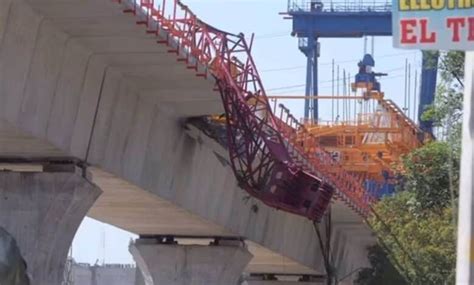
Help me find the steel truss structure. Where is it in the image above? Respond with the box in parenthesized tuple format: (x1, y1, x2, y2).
(271, 90, 425, 186)
(113, 0, 386, 220)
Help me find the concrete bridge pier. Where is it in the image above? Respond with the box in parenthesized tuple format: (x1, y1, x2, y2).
(0, 168, 102, 285)
(130, 237, 253, 285)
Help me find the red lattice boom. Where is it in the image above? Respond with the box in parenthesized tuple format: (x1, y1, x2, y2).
(114, 0, 378, 220)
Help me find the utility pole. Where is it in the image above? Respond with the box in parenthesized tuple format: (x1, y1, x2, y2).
(456, 51, 474, 284)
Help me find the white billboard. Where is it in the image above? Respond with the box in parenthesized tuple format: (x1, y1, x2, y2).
(392, 0, 474, 50)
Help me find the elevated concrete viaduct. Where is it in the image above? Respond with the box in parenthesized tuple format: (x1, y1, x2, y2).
(0, 0, 375, 283)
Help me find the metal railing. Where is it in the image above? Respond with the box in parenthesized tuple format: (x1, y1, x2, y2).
(276, 104, 377, 215)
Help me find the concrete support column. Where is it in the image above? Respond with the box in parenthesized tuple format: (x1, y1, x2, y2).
(130, 238, 253, 285)
(0, 170, 102, 285)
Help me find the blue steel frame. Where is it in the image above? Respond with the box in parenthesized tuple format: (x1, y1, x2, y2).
(287, 1, 437, 133)
(291, 11, 392, 38)
(299, 37, 319, 120)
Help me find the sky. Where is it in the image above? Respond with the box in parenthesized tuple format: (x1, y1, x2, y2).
(72, 0, 423, 265)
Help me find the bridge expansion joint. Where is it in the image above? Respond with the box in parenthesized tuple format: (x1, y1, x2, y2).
(138, 234, 246, 247)
(0, 156, 93, 181)
(246, 273, 326, 283)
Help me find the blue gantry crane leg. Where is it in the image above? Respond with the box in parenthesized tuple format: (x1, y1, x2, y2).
(286, 0, 438, 134)
(301, 36, 319, 120)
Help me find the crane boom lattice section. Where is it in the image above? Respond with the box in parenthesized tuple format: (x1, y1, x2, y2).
(112, 0, 411, 220)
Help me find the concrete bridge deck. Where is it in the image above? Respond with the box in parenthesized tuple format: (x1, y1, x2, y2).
(0, 0, 375, 282)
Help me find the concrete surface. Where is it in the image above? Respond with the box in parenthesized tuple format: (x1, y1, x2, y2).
(0, 0, 374, 279)
(130, 239, 253, 285)
(0, 171, 101, 285)
(242, 281, 325, 285)
(242, 275, 324, 285)
(0, 227, 29, 285)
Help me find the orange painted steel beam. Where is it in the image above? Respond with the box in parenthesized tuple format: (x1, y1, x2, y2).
(278, 90, 426, 184)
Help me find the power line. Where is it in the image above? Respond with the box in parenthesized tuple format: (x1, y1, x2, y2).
(260, 51, 418, 73)
(267, 68, 405, 91)
(254, 31, 291, 39)
(267, 83, 306, 91)
(269, 74, 405, 94)
(261, 65, 306, 73)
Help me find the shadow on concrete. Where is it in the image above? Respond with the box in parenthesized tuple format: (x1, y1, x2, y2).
(0, 227, 29, 285)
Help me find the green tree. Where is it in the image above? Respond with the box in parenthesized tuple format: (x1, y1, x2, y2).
(438, 51, 465, 87)
(355, 245, 407, 285)
(357, 51, 464, 285)
(370, 191, 456, 285)
(423, 51, 464, 151)
(400, 142, 459, 211)
(356, 141, 459, 285)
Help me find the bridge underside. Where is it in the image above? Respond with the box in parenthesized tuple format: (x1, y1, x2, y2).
(0, 0, 375, 282)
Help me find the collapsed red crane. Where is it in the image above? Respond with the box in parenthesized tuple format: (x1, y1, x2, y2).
(114, 0, 378, 221)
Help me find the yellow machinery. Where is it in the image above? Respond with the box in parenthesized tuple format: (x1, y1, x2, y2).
(268, 84, 426, 183)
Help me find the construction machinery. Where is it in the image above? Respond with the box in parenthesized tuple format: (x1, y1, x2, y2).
(269, 54, 427, 199)
(118, 0, 428, 222)
(285, 0, 439, 134)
